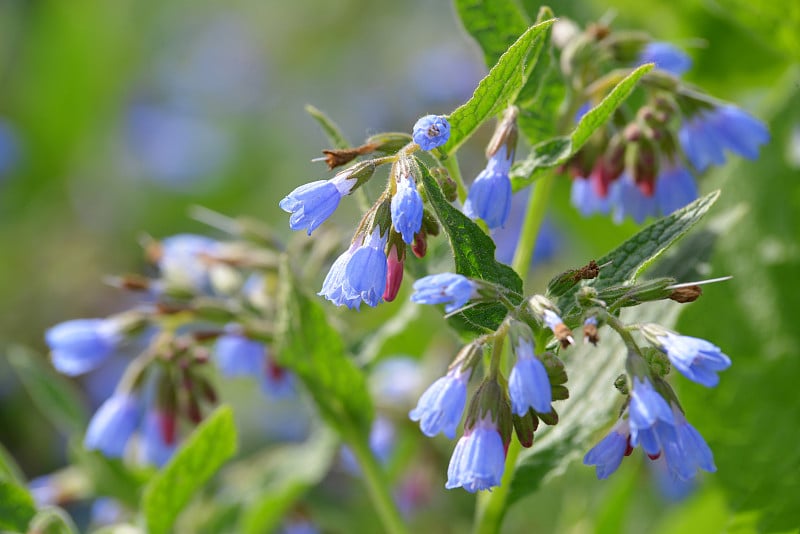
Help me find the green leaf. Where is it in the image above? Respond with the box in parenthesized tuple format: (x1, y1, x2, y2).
(142, 405, 238, 534)
(511, 63, 654, 190)
(27, 507, 79, 534)
(549, 191, 720, 314)
(0, 442, 27, 485)
(70, 441, 149, 508)
(453, 0, 529, 68)
(305, 104, 350, 149)
(417, 160, 523, 333)
(238, 425, 338, 534)
(0, 478, 37, 532)
(442, 19, 555, 156)
(507, 301, 682, 509)
(275, 257, 373, 431)
(5, 345, 88, 435)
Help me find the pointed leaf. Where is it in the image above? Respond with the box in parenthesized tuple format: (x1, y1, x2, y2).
(417, 160, 523, 333)
(142, 405, 238, 534)
(454, 0, 529, 68)
(305, 104, 350, 149)
(275, 257, 373, 431)
(443, 19, 555, 156)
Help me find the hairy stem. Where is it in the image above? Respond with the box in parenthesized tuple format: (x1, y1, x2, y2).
(511, 172, 556, 277)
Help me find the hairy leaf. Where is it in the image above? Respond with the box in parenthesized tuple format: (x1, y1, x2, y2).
(417, 160, 523, 333)
(454, 0, 529, 68)
(142, 406, 238, 534)
(443, 19, 555, 156)
(275, 257, 373, 431)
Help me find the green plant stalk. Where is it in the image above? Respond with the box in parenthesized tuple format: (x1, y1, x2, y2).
(344, 422, 409, 534)
(474, 172, 557, 534)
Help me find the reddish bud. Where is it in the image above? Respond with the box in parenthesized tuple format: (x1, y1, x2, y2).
(412, 232, 427, 258)
(158, 410, 177, 446)
(383, 245, 405, 302)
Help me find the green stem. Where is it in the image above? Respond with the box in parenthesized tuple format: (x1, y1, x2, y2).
(474, 172, 557, 534)
(346, 424, 408, 534)
(442, 154, 468, 204)
(511, 172, 556, 277)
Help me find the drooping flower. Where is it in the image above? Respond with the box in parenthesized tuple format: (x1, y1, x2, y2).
(214, 332, 264, 378)
(319, 242, 361, 309)
(508, 330, 552, 415)
(584, 419, 631, 479)
(260, 357, 295, 399)
(391, 173, 423, 244)
(648, 329, 731, 387)
(445, 416, 506, 492)
(280, 171, 357, 235)
(464, 147, 513, 229)
(654, 164, 698, 215)
(410, 273, 478, 313)
(628, 377, 676, 457)
(412, 115, 450, 150)
(46, 318, 122, 376)
(610, 173, 658, 224)
(157, 234, 220, 291)
(679, 105, 769, 172)
(637, 42, 692, 76)
(84, 393, 141, 458)
(139, 410, 177, 467)
(570, 171, 612, 217)
(343, 228, 388, 308)
(409, 367, 469, 439)
(661, 406, 716, 481)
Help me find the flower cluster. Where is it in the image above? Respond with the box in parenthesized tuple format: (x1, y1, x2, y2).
(280, 114, 451, 309)
(555, 24, 769, 223)
(45, 230, 295, 466)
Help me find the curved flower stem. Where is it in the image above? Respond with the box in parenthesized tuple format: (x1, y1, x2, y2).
(442, 153, 468, 204)
(475, 172, 557, 534)
(511, 172, 556, 276)
(344, 422, 408, 534)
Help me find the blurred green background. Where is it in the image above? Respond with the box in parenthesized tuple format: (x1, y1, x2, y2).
(0, 0, 798, 532)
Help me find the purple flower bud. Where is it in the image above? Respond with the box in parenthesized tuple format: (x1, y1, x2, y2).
(464, 150, 513, 229)
(214, 333, 264, 378)
(409, 367, 469, 439)
(584, 419, 631, 479)
(445, 417, 506, 492)
(679, 105, 769, 172)
(391, 173, 423, 244)
(637, 42, 692, 76)
(410, 273, 477, 313)
(655, 331, 731, 387)
(508, 337, 552, 415)
(628, 377, 676, 457)
(280, 172, 355, 235)
(84, 393, 141, 458)
(412, 115, 450, 151)
(46, 318, 121, 376)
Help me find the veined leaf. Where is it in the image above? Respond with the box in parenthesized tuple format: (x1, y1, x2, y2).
(511, 63, 654, 190)
(275, 257, 373, 432)
(142, 405, 238, 534)
(443, 19, 555, 156)
(417, 160, 523, 334)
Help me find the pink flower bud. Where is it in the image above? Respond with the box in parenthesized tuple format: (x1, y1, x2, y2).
(383, 245, 404, 302)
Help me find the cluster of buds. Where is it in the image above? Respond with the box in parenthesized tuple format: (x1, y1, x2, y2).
(554, 19, 768, 223)
(280, 114, 452, 308)
(45, 228, 294, 466)
(408, 273, 579, 491)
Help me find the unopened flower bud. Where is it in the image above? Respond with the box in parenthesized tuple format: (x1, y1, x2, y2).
(412, 232, 427, 259)
(366, 132, 413, 154)
(383, 245, 404, 302)
(537, 407, 559, 426)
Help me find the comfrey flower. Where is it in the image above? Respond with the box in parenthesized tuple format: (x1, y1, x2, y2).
(409, 367, 470, 439)
(410, 273, 478, 313)
(157, 234, 220, 291)
(319, 228, 388, 309)
(610, 173, 657, 224)
(637, 42, 692, 76)
(279, 171, 358, 235)
(642, 326, 732, 387)
(261, 358, 295, 399)
(628, 377, 676, 458)
(508, 326, 552, 415)
(663, 406, 716, 480)
(84, 393, 141, 458)
(445, 416, 506, 492)
(46, 318, 122, 376)
(679, 105, 769, 172)
(412, 115, 450, 150)
(464, 148, 513, 229)
(214, 332, 264, 378)
(583, 419, 631, 479)
(391, 172, 423, 244)
(139, 410, 177, 467)
(654, 164, 698, 216)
